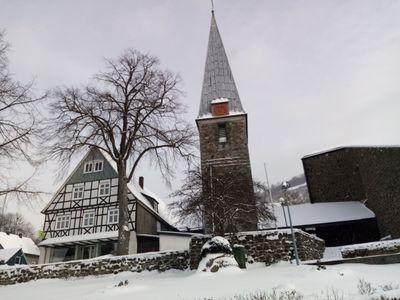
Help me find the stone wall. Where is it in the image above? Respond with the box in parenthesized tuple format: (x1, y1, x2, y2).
(0, 229, 325, 285)
(197, 114, 257, 233)
(189, 229, 325, 270)
(341, 239, 400, 258)
(0, 250, 189, 286)
(302, 146, 400, 238)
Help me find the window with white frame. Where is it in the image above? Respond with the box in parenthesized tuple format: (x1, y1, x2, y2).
(83, 211, 95, 227)
(15, 256, 21, 264)
(83, 161, 93, 173)
(98, 182, 110, 196)
(56, 215, 70, 230)
(72, 185, 84, 200)
(83, 160, 103, 174)
(108, 208, 119, 224)
(94, 160, 103, 172)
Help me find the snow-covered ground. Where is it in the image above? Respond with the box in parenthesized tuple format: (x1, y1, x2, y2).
(323, 246, 343, 260)
(1, 262, 400, 299)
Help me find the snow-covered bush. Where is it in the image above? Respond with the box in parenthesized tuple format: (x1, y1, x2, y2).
(200, 236, 232, 257)
(197, 253, 238, 273)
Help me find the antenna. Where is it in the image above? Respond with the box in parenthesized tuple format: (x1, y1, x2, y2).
(211, 0, 214, 13)
(264, 162, 277, 229)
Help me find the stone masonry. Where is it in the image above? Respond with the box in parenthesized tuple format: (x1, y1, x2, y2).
(303, 146, 400, 238)
(0, 229, 325, 286)
(198, 115, 257, 233)
(0, 250, 189, 286)
(189, 229, 325, 270)
(341, 239, 400, 259)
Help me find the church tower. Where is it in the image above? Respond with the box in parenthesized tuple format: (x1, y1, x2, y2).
(196, 11, 257, 233)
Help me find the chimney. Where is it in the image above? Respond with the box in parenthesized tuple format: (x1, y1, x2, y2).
(139, 176, 144, 189)
(211, 98, 229, 117)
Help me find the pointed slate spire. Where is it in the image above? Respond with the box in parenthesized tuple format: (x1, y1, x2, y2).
(198, 11, 244, 118)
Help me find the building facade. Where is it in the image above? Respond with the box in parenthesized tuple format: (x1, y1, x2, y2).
(39, 148, 175, 263)
(302, 146, 400, 239)
(196, 11, 257, 233)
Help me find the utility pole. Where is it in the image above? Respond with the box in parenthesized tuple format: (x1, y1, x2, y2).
(263, 163, 277, 229)
(282, 181, 300, 266)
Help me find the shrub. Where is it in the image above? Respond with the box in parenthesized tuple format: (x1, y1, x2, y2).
(201, 236, 232, 257)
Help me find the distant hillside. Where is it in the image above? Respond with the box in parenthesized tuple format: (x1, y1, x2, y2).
(268, 174, 309, 205)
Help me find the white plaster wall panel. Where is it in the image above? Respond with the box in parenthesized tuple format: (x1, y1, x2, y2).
(159, 234, 191, 251)
(111, 187, 118, 195)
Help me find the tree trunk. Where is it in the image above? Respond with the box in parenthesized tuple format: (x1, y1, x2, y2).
(116, 161, 130, 256)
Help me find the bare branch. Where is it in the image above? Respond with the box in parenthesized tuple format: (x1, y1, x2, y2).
(169, 166, 276, 234)
(0, 30, 46, 203)
(43, 49, 196, 255)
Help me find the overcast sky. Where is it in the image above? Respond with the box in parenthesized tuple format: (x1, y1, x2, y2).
(2, 0, 400, 230)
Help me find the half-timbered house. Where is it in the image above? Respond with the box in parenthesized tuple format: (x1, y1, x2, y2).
(38, 148, 176, 263)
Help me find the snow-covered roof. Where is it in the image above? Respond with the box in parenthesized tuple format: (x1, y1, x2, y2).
(211, 98, 229, 104)
(38, 231, 118, 247)
(99, 150, 176, 227)
(0, 248, 21, 262)
(137, 183, 177, 226)
(0, 232, 40, 256)
(302, 145, 400, 159)
(263, 201, 375, 229)
(196, 110, 246, 120)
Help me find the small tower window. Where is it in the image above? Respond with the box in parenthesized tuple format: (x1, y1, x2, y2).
(218, 123, 227, 143)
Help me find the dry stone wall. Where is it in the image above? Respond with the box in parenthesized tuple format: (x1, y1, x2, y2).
(0, 229, 325, 286)
(0, 250, 189, 286)
(341, 239, 400, 258)
(189, 229, 324, 269)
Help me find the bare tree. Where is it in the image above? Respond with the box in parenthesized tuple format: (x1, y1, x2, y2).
(169, 166, 275, 235)
(0, 30, 44, 204)
(44, 49, 196, 255)
(0, 211, 35, 239)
